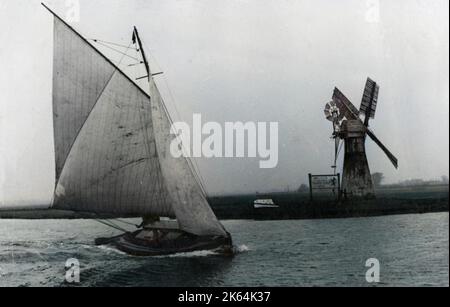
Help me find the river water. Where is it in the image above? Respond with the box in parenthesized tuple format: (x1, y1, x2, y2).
(0, 212, 448, 287)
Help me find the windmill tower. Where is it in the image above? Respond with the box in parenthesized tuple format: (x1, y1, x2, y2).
(324, 78, 398, 198)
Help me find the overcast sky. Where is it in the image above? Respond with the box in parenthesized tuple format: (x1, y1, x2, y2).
(0, 0, 448, 206)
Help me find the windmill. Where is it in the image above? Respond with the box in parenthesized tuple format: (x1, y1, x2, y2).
(324, 78, 398, 198)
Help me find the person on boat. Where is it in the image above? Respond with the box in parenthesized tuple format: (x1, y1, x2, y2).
(139, 215, 162, 243)
(138, 215, 160, 228)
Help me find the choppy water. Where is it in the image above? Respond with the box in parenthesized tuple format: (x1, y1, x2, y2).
(0, 212, 448, 287)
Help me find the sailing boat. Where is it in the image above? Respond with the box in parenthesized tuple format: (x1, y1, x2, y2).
(39, 4, 233, 256)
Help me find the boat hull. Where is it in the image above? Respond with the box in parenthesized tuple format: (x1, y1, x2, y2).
(95, 229, 233, 256)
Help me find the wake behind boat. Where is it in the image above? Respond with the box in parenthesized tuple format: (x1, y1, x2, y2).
(25, 4, 234, 256)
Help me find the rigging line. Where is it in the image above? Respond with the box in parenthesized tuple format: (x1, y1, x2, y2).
(95, 219, 128, 232)
(109, 59, 133, 68)
(128, 62, 144, 67)
(93, 40, 141, 62)
(89, 38, 139, 50)
(141, 42, 209, 197)
(107, 219, 128, 231)
(115, 218, 140, 227)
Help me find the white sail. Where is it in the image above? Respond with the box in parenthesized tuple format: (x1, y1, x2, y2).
(149, 77, 227, 237)
(51, 17, 172, 217)
(49, 11, 228, 237)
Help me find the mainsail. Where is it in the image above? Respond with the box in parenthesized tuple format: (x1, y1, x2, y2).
(47, 7, 227, 237)
(51, 16, 172, 218)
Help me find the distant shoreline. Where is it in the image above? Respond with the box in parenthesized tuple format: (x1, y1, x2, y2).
(211, 184, 449, 220)
(0, 184, 448, 221)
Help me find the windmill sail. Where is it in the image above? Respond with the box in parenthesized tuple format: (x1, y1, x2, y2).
(332, 88, 359, 120)
(366, 129, 399, 169)
(47, 8, 227, 237)
(360, 78, 379, 120)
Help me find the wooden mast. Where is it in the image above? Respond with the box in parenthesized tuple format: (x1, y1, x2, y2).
(133, 27, 150, 81)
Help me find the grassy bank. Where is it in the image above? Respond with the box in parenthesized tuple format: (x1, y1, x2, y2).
(208, 184, 449, 220)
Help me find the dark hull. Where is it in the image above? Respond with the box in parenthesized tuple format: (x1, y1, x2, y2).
(96, 230, 233, 257)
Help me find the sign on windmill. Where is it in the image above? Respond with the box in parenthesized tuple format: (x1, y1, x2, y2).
(308, 173, 341, 201)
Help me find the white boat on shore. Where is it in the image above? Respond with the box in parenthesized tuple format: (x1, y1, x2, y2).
(253, 199, 279, 209)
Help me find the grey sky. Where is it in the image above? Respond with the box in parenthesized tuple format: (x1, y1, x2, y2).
(0, 0, 448, 207)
